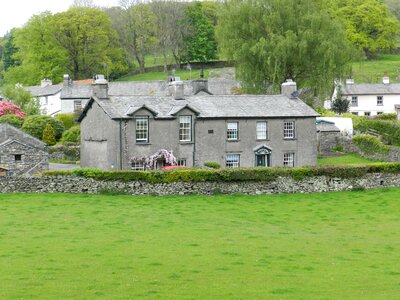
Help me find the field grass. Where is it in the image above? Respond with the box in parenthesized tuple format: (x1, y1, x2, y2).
(116, 68, 211, 82)
(317, 154, 381, 166)
(1, 189, 400, 299)
(352, 54, 400, 83)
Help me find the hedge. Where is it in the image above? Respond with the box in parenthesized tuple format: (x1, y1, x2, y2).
(352, 134, 389, 155)
(43, 163, 400, 183)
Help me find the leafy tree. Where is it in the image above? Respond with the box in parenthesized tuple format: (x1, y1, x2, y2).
(112, 2, 158, 73)
(42, 123, 57, 145)
(330, 0, 399, 58)
(1, 29, 19, 72)
(21, 115, 65, 140)
(331, 88, 350, 114)
(60, 125, 81, 144)
(184, 2, 218, 63)
(0, 101, 25, 117)
(51, 7, 127, 79)
(0, 115, 25, 128)
(1, 85, 40, 115)
(216, 0, 354, 103)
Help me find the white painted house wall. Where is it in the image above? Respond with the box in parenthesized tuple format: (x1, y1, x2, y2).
(39, 92, 62, 116)
(347, 94, 400, 116)
(61, 99, 90, 114)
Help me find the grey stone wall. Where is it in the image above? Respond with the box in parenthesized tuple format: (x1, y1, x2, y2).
(317, 131, 341, 153)
(0, 173, 398, 195)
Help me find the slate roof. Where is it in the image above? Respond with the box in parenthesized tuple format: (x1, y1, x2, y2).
(80, 94, 318, 121)
(316, 120, 340, 132)
(24, 84, 62, 97)
(0, 123, 46, 150)
(341, 83, 400, 95)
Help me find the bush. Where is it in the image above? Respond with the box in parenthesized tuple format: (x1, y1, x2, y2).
(204, 162, 221, 169)
(353, 118, 400, 146)
(43, 164, 400, 183)
(42, 124, 56, 145)
(0, 115, 24, 128)
(21, 115, 65, 140)
(56, 113, 77, 130)
(353, 134, 390, 154)
(60, 125, 80, 144)
(374, 113, 397, 121)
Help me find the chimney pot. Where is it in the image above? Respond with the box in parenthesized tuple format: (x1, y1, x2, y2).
(346, 78, 354, 85)
(281, 79, 297, 98)
(169, 81, 184, 100)
(383, 76, 390, 85)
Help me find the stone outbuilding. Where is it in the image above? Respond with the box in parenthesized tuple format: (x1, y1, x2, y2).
(316, 119, 341, 154)
(0, 124, 48, 176)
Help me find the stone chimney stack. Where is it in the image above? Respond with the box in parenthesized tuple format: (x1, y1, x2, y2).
(92, 74, 108, 99)
(281, 79, 297, 98)
(169, 81, 185, 100)
(41, 78, 52, 87)
(63, 74, 71, 86)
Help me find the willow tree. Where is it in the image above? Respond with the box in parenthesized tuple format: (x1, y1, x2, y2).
(216, 0, 354, 104)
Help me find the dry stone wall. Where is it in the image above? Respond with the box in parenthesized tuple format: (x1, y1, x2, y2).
(0, 173, 399, 195)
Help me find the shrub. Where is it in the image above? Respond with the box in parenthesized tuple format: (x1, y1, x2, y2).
(60, 125, 80, 144)
(0, 101, 25, 117)
(56, 113, 77, 130)
(0, 115, 24, 128)
(352, 134, 389, 154)
(374, 113, 397, 121)
(204, 162, 221, 169)
(21, 115, 65, 140)
(353, 118, 400, 146)
(42, 124, 56, 145)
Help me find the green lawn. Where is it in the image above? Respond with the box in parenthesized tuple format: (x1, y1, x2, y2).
(116, 68, 212, 82)
(1, 190, 400, 299)
(317, 154, 381, 166)
(352, 54, 400, 83)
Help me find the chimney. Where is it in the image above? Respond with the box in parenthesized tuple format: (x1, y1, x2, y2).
(345, 78, 354, 85)
(92, 74, 108, 99)
(169, 81, 184, 100)
(41, 78, 52, 87)
(63, 74, 71, 86)
(383, 75, 390, 85)
(192, 78, 212, 95)
(281, 79, 297, 98)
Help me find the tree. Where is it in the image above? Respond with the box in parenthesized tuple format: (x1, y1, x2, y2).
(51, 7, 127, 79)
(2, 85, 40, 115)
(21, 115, 65, 141)
(2, 29, 19, 72)
(331, 88, 350, 114)
(216, 0, 354, 103)
(42, 123, 57, 145)
(0, 115, 25, 128)
(56, 113, 77, 130)
(112, 2, 158, 73)
(183, 2, 218, 63)
(330, 0, 399, 58)
(60, 125, 81, 144)
(3, 13, 68, 86)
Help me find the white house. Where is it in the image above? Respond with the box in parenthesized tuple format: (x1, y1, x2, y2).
(338, 77, 400, 117)
(24, 79, 63, 116)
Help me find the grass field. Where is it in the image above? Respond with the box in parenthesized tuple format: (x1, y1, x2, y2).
(352, 54, 400, 83)
(1, 189, 400, 299)
(317, 154, 381, 166)
(116, 68, 212, 82)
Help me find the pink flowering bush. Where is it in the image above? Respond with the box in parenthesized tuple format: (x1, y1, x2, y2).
(0, 101, 25, 117)
(131, 149, 177, 170)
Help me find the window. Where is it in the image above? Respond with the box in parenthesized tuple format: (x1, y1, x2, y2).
(177, 159, 186, 166)
(352, 112, 359, 116)
(256, 121, 268, 140)
(351, 96, 358, 107)
(283, 121, 295, 139)
(179, 116, 192, 142)
(377, 112, 383, 115)
(14, 154, 22, 162)
(226, 154, 240, 168)
(208, 129, 214, 134)
(283, 153, 294, 167)
(136, 117, 149, 143)
(74, 100, 82, 111)
(227, 122, 238, 140)
(364, 112, 371, 117)
(131, 162, 145, 170)
(377, 96, 383, 106)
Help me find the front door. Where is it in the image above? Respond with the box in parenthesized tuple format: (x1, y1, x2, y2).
(256, 154, 266, 167)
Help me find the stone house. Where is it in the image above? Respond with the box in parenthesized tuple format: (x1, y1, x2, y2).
(0, 124, 48, 176)
(78, 78, 318, 170)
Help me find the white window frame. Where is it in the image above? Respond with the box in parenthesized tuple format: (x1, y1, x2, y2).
(179, 116, 192, 142)
(377, 96, 383, 106)
(256, 121, 268, 140)
(135, 116, 149, 143)
(177, 159, 187, 166)
(74, 100, 82, 111)
(283, 121, 295, 139)
(227, 122, 238, 140)
(283, 153, 295, 167)
(131, 162, 145, 170)
(226, 154, 240, 168)
(351, 96, 358, 107)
